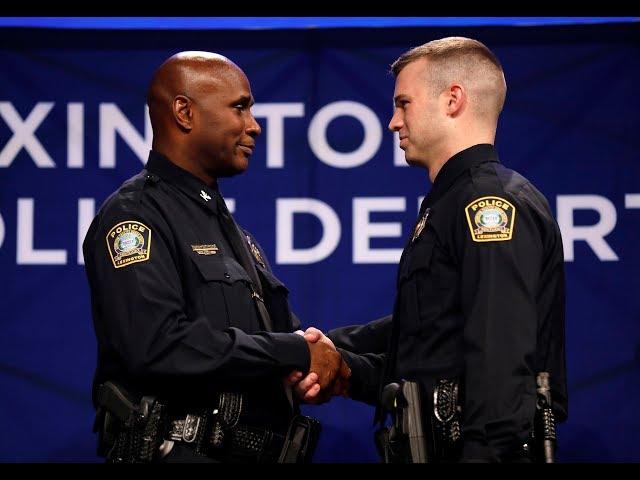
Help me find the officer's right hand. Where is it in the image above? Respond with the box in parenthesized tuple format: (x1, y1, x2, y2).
(307, 339, 342, 391)
(288, 328, 351, 403)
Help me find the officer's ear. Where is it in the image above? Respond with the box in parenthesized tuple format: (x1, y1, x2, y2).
(443, 83, 466, 118)
(173, 95, 193, 131)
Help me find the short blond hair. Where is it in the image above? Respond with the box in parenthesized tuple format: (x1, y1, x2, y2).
(391, 37, 507, 119)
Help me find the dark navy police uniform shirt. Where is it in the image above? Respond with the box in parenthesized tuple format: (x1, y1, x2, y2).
(84, 150, 310, 432)
(330, 144, 567, 461)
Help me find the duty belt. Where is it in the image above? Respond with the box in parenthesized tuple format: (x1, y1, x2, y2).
(167, 414, 286, 462)
(164, 392, 286, 462)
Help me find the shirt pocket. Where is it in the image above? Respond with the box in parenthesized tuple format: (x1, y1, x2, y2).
(396, 236, 440, 335)
(256, 265, 292, 332)
(190, 254, 258, 331)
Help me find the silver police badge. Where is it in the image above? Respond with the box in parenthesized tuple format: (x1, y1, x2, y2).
(246, 235, 266, 268)
(411, 208, 430, 243)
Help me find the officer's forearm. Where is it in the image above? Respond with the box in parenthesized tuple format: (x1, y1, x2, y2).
(328, 314, 392, 354)
(335, 349, 384, 405)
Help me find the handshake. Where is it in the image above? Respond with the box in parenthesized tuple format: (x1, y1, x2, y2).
(285, 328, 352, 404)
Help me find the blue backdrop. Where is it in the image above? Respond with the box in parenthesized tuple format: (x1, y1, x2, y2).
(0, 21, 638, 462)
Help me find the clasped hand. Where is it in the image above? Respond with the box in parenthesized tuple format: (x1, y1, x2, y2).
(284, 328, 351, 404)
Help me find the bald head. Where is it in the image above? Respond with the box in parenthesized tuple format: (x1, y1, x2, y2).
(147, 51, 244, 136)
(145, 51, 260, 184)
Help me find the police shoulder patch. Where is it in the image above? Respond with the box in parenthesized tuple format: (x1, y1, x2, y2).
(105, 220, 152, 268)
(464, 196, 515, 242)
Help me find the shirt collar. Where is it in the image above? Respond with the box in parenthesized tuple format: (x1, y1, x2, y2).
(145, 150, 220, 215)
(427, 143, 500, 205)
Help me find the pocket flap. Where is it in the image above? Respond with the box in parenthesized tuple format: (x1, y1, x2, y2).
(191, 255, 251, 285)
(257, 266, 290, 293)
(398, 239, 435, 284)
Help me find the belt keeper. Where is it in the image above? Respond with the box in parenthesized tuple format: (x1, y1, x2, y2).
(209, 408, 225, 449)
(182, 414, 201, 443)
(169, 414, 202, 443)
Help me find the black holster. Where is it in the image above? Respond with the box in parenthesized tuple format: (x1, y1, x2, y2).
(374, 380, 429, 463)
(278, 414, 321, 463)
(533, 372, 557, 463)
(375, 379, 462, 463)
(93, 381, 166, 463)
